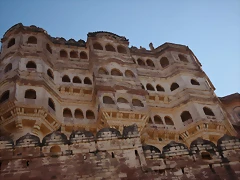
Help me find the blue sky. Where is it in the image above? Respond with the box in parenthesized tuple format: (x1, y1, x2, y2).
(0, 1, 239, 97)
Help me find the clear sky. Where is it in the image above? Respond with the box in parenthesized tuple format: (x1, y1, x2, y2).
(0, 1, 239, 97)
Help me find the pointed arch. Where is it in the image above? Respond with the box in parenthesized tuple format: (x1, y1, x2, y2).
(46, 43, 52, 54)
(191, 79, 200, 85)
(27, 36, 37, 44)
(154, 115, 163, 124)
(164, 116, 174, 125)
(117, 97, 128, 103)
(203, 107, 215, 116)
(73, 76, 81, 83)
(178, 54, 188, 62)
(93, 42, 103, 50)
(132, 99, 144, 107)
(181, 111, 192, 122)
(117, 45, 127, 54)
(146, 84, 155, 91)
(4, 63, 12, 73)
(103, 96, 115, 104)
(70, 51, 78, 58)
(160, 57, 169, 68)
(86, 110, 95, 119)
(125, 70, 135, 78)
(63, 108, 72, 118)
(0, 90, 10, 103)
(156, 85, 164, 92)
(26, 61, 36, 69)
(146, 59, 155, 67)
(111, 69, 123, 76)
(25, 89, 36, 99)
(80, 51, 88, 59)
(47, 69, 54, 80)
(60, 50, 68, 58)
(105, 44, 116, 52)
(62, 75, 71, 82)
(48, 98, 55, 111)
(98, 67, 109, 75)
(7, 38, 15, 48)
(74, 109, 84, 119)
(170, 82, 179, 91)
(137, 58, 145, 66)
(84, 77, 92, 85)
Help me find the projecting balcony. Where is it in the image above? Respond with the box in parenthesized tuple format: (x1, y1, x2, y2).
(63, 117, 95, 125)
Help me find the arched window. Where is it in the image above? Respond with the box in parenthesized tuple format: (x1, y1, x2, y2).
(181, 111, 192, 122)
(70, 51, 78, 58)
(26, 61, 37, 69)
(146, 59, 155, 67)
(25, 89, 36, 99)
(170, 83, 179, 91)
(84, 77, 92, 85)
(50, 145, 61, 153)
(201, 152, 212, 160)
(203, 107, 215, 116)
(62, 75, 71, 82)
(154, 115, 163, 124)
(98, 68, 109, 75)
(60, 50, 68, 58)
(0, 90, 10, 103)
(27, 36, 37, 44)
(132, 99, 144, 107)
(4, 63, 12, 73)
(164, 116, 174, 125)
(48, 98, 55, 111)
(46, 43, 52, 54)
(125, 70, 135, 78)
(105, 44, 116, 52)
(7, 38, 15, 48)
(137, 58, 145, 66)
(73, 76, 81, 83)
(191, 79, 200, 85)
(111, 69, 123, 76)
(103, 96, 115, 104)
(160, 57, 169, 68)
(86, 110, 95, 119)
(47, 69, 54, 80)
(63, 108, 72, 118)
(93, 42, 103, 50)
(74, 109, 84, 119)
(80, 51, 88, 59)
(117, 45, 127, 54)
(146, 84, 155, 91)
(156, 85, 165, 92)
(178, 54, 188, 62)
(117, 97, 128, 103)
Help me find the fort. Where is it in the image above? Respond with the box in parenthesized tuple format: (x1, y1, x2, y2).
(0, 23, 239, 180)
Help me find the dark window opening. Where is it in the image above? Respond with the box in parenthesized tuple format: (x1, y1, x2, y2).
(63, 108, 72, 118)
(74, 109, 84, 119)
(111, 69, 123, 76)
(47, 69, 54, 80)
(156, 85, 164, 92)
(62, 75, 71, 82)
(26, 61, 37, 69)
(154, 115, 163, 124)
(73, 76, 81, 83)
(111, 152, 115, 158)
(93, 42, 103, 50)
(146, 59, 155, 67)
(135, 150, 139, 157)
(178, 54, 188, 62)
(137, 59, 145, 66)
(103, 96, 115, 104)
(191, 79, 200, 85)
(203, 107, 215, 116)
(0, 90, 10, 103)
(48, 98, 55, 111)
(27, 36, 37, 44)
(98, 68, 109, 75)
(160, 57, 169, 68)
(170, 83, 179, 91)
(181, 111, 192, 122)
(84, 77, 92, 85)
(105, 44, 116, 52)
(164, 116, 174, 125)
(4, 63, 12, 73)
(86, 110, 95, 119)
(201, 152, 212, 160)
(117, 97, 128, 103)
(80, 51, 88, 59)
(60, 50, 68, 58)
(132, 99, 144, 107)
(70, 51, 78, 58)
(25, 89, 36, 99)
(7, 38, 15, 48)
(125, 70, 135, 78)
(146, 84, 155, 91)
(117, 45, 127, 54)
